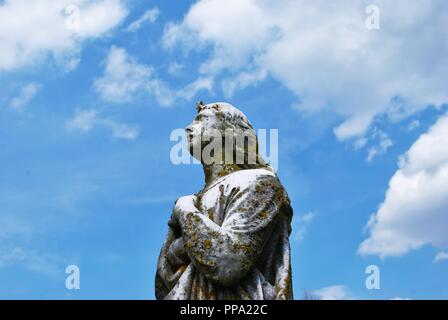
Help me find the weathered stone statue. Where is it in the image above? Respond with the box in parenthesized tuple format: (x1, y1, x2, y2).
(156, 102, 293, 300)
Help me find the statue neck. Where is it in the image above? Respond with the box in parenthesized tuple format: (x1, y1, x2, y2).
(203, 163, 240, 187)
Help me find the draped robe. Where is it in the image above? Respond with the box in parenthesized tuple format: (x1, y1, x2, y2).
(155, 168, 293, 300)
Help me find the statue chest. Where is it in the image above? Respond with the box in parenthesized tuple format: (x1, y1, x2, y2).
(196, 180, 243, 227)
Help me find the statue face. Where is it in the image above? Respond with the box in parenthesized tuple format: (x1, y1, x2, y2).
(185, 103, 261, 166)
(185, 108, 219, 160)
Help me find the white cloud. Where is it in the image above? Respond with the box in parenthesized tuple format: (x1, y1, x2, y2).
(359, 114, 448, 258)
(408, 120, 421, 132)
(146, 79, 177, 108)
(293, 212, 315, 243)
(366, 129, 393, 162)
(164, 0, 448, 140)
(126, 7, 160, 32)
(102, 119, 139, 140)
(313, 285, 351, 300)
(0, 0, 128, 71)
(222, 68, 267, 98)
(434, 251, 448, 263)
(66, 109, 98, 133)
(354, 137, 368, 150)
(95, 46, 213, 107)
(0, 247, 62, 277)
(167, 61, 184, 75)
(94, 46, 153, 103)
(0, 248, 23, 268)
(66, 109, 139, 140)
(178, 77, 214, 101)
(9, 82, 40, 110)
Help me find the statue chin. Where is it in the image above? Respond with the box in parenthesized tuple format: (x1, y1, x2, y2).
(188, 145, 200, 161)
(187, 140, 202, 161)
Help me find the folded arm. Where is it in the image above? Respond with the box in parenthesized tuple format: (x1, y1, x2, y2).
(175, 176, 284, 287)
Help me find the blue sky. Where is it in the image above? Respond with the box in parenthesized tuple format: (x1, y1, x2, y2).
(1, 0, 448, 300)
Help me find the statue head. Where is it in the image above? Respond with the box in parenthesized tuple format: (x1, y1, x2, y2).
(185, 101, 270, 170)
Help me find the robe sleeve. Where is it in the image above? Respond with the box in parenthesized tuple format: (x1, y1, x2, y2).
(155, 226, 189, 299)
(177, 174, 286, 287)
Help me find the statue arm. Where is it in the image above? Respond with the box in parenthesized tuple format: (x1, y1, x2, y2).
(177, 176, 284, 287)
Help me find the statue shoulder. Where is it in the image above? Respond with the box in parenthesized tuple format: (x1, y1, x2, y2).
(222, 168, 281, 192)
